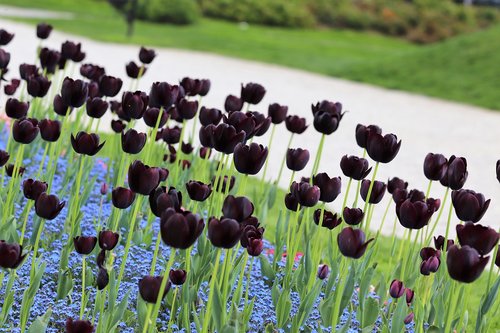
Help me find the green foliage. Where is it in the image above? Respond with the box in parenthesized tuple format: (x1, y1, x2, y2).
(137, 0, 200, 25)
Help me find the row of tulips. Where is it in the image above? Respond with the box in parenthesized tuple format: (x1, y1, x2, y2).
(0, 23, 499, 333)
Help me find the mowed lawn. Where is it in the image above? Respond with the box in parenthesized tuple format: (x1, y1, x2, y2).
(1, 0, 500, 110)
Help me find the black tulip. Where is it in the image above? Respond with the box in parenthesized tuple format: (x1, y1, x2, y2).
(139, 47, 156, 64)
(360, 180, 386, 204)
(149, 81, 179, 108)
(355, 124, 382, 149)
(234, 142, 268, 175)
(313, 209, 342, 230)
(111, 119, 126, 133)
(177, 98, 198, 120)
(0, 49, 9, 70)
(387, 177, 408, 195)
(65, 318, 94, 333)
(86, 97, 108, 118)
(125, 61, 146, 79)
(440, 156, 468, 190)
(199, 107, 222, 126)
(162, 126, 181, 144)
(13, 118, 39, 144)
(128, 160, 160, 195)
(5, 164, 25, 177)
(73, 236, 97, 255)
(211, 175, 235, 193)
(456, 222, 499, 256)
(290, 181, 321, 207)
(208, 217, 242, 249)
(122, 91, 148, 119)
(186, 181, 212, 202)
(340, 155, 371, 180)
(80, 63, 105, 81)
(423, 153, 448, 181)
(121, 129, 146, 154)
(317, 264, 329, 280)
(241, 82, 266, 105)
(420, 255, 440, 276)
(451, 189, 490, 223)
(285, 115, 308, 134)
(139, 276, 171, 303)
(39, 48, 60, 73)
(160, 209, 204, 249)
(222, 195, 254, 222)
(19, 63, 38, 80)
(249, 111, 272, 137)
(0, 29, 14, 45)
(98, 230, 119, 251)
(169, 269, 187, 285)
(343, 207, 364, 225)
(446, 245, 489, 283)
(224, 111, 256, 140)
(241, 224, 264, 248)
(0, 240, 26, 269)
(96, 267, 109, 290)
(313, 173, 341, 203)
(396, 197, 437, 230)
(87, 81, 101, 98)
(61, 41, 78, 60)
(112, 187, 136, 209)
(39, 119, 61, 142)
(53, 94, 71, 116)
(150, 186, 182, 217)
(268, 103, 288, 124)
(247, 238, 264, 256)
(392, 188, 425, 206)
(434, 235, 454, 252)
(35, 193, 65, 220)
(61, 77, 88, 108)
(0, 150, 9, 167)
(366, 131, 401, 163)
(200, 123, 245, 154)
(99, 75, 122, 97)
(286, 148, 310, 172)
(224, 94, 243, 112)
(71, 132, 105, 156)
(337, 227, 374, 259)
(27, 75, 51, 98)
(4, 79, 20, 95)
(284, 193, 300, 211)
(181, 142, 193, 155)
(5, 98, 29, 119)
(311, 100, 344, 135)
(36, 23, 52, 39)
(199, 79, 211, 96)
(389, 279, 405, 298)
(143, 107, 168, 128)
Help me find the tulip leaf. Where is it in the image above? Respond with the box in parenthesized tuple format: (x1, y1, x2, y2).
(276, 289, 291, 328)
(481, 276, 500, 315)
(108, 291, 130, 331)
(338, 312, 352, 333)
(259, 255, 275, 286)
(426, 326, 440, 333)
(268, 184, 278, 209)
(27, 307, 52, 333)
(362, 297, 379, 328)
(319, 297, 334, 325)
(390, 298, 407, 333)
(212, 285, 224, 331)
(339, 264, 355, 317)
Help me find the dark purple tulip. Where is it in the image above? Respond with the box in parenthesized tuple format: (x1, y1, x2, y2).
(212, 175, 235, 193)
(60, 41, 80, 61)
(496, 246, 499, 268)
(199, 107, 222, 126)
(496, 160, 500, 183)
(39, 48, 60, 73)
(160, 209, 204, 249)
(39, 119, 61, 142)
(5, 164, 25, 177)
(0, 241, 26, 269)
(392, 188, 425, 206)
(224, 111, 255, 140)
(199, 79, 211, 96)
(158, 167, 169, 182)
(0, 29, 13, 45)
(35, 193, 65, 220)
(139, 47, 156, 64)
(222, 195, 254, 222)
(405, 288, 414, 304)
(0, 150, 8, 167)
(111, 119, 126, 133)
(340, 155, 371, 180)
(286, 148, 310, 172)
(53, 94, 71, 116)
(125, 61, 145, 79)
(162, 126, 181, 144)
(268, 103, 288, 124)
(177, 98, 198, 120)
(80, 63, 105, 82)
(247, 238, 264, 256)
(360, 180, 386, 204)
(71, 132, 105, 156)
(240, 82, 266, 105)
(122, 91, 148, 119)
(96, 267, 109, 290)
(240, 224, 264, 248)
(337, 227, 374, 259)
(36, 23, 52, 39)
(121, 129, 146, 154)
(139, 276, 171, 303)
(423, 153, 448, 181)
(73, 236, 97, 255)
(13, 118, 39, 144)
(61, 77, 89, 108)
(420, 254, 441, 275)
(446, 245, 489, 283)
(224, 94, 243, 112)
(180, 78, 199, 96)
(150, 186, 182, 216)
(98, 230, 119, 251)
(99, 75, 122, 97)
(389, 279, 405, 298)
(440, 156, 468, 190)
(27, 75, 51, 97)
(200, 147, 211, 159)
(199, 123, 245, 154)
(0, 49, 9, 70)
(313, 173, 341, 203)
(208, 217, 242, 249)
(166, 105, 182, 122)
(396, 196, 437, 230)
(366, 131, 401, 163)
(86, 97, 108, 118)
(100, 183, 108, 195)
(434, 235, 454, 252)
(149, 81, 179, 108)
(169, 269, 187, 285)
(128, 160, 160, 195)
(451, 189, 490, 223)
(343, 207, 364, 225)
(404, 313, 414, 325)
(181, 142, 193, 154)
(186, 181, 212, 202)
(4, 79, 20, 95)
(290, 181, 321, 207)
(387, 177, 408, 195)
(234, 143, 268, 175)
(249, 111, 272, 137)
(143, 107, 168, 128)
(311, 100, 344, 135)
(317, 264, 329, 280)
(19, 63, 38, 80)
(65, 318, 94, 333)
(285, 115, 308, 134)
(88, 81, 103, 99)
(313, 209, 342, 230)
(355, 124, 382, 149)
(284, 193, 300, 211)
(5, 98, 29, 119)
(112, 187, 135, 209)
(456, 223, 499, 256)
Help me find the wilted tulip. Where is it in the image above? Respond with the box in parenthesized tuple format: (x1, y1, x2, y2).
(268, 103, 288, 124)
(36, 23, 52, 39)
(39, 119, 61, 142)
(317, 264, 329, 280)
(446, 245, 489, 283)
(169, 269, 187, 285)
(4, 79, 20, 95)
(27, 75, 51, 97)
(199, 107, 222, 126)
(139, 46, 156, 64)
(434, 235, 454, 251)
(366, 131, 401, 163)
(13, 118, 39, 144)
(143, 107, 168, 128)
(0, 241, 26, 269)
(65, 318, 94, 333)
(355, 124, 382, 149)
(247, 238, 264, 256)
(0, 29, 14, 45)
(23, 179, 48, 201)
(290, 181, 320, 207)
(285, 115, 308, 134)
(112, 187, 136, 209)
(241, 82, 266, 105)
(311, 100, 344, 135)
(286, 148, 310, 171)
(389, 279, 405, 298)
(343, 207, 364, 226)
(39, 48, 60, 73)
(6, 98, 29, 119)
(71, 132, 105, 156)
(97, 267, 109, 290)
(208, 217, 242, 249)
(234, 143, 268, 175)
(387, 177, 408, 195)
(5, 164, 25, 177)
(0, 150, 9, 167)
(224, 94, 243, 112)
(73, 236, 97, 255)
(451, 189, 490, 223)
(121, 129, 146, 154)
(160, 209, 204, 249)
(139, 276, 171, 303)
(313, 209, 342, 230)
(440, 156, 468, 190)
(360, 180, 386, 204)
(111, 119, 126, 133)
(98, 230, 119, 251)
(340, 155, 371, 180)
(337, 227, 373, 259)
(456, 223, 499, 256)
(99, 75, 122, 97)
(149, 81, 179, 108)
(128, 160, 160, 195)
(222, 195, 254, 222)
(186, 181, 212, 202)
(86, 97, 108, 118)
(313, 173, 341, 203)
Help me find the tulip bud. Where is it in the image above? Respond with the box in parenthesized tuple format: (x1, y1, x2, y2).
(112, 187, 136, 209)
(128, 160, 160, 195)
(65, 318, 94, 333)
(451, 189, 490, 223)
(23, 179, 48, 201)
(355, 124, 382, 149)
(73, 236, 97, 255)
(71, 132, 105, 156)
(456, 222, 499, 256)
(241, 82, 266, 105)
(39, 119, 61, 142)
(342, 207, 364, 226)
(286, 148, 310, 172)
(446, 245, 489, 283)
(5, 98, 29, 119)
(311, 100, 344, 135)
(169, 269, 187, 285)
(0, 150, 9, 167)
(285, 115, 308, 134)
(234, 143, 268, 175)
(96, 249, 106, 268)
(208, 217, 242, 249)
(100, 183, 108, 195)
(360, 180, 386, 204)
(99, 75, 123, 97)
(404, 312, 414, 325)
(36, 23, 52, 39)
(0, 240, 26, 269)
(224, 94, 243, 112)
(247, 238, 264, 256)
(96, 267, 109, 290)
(389, 279, 405, 298)
(268, 103, 288, 124)
(317, 264, 329, 280)
(98, 230, 119, 251)
(420, 255, 440, 275)
(160, 209, 204, 249)
(313, 209, 342, 230)
(337, 227, 373, 259)
(139, 276, 171, 303)
(186, 181, 212, 202)
(13, 118, 39, 144)
(405, 288, 414, 304)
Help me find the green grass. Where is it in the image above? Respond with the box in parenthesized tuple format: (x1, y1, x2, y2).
(1, 0, 500, 110)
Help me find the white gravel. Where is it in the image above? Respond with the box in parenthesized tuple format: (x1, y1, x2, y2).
(1, 18, 499, 237)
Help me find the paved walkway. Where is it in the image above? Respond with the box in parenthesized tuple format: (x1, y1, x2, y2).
(1, 18, 499, 237)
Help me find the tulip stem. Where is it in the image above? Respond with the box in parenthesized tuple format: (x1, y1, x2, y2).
(167, 287, 178, 329)
(150, 228, 162, 275)
(485, 227, 500, 292)
(80, 256, 86, 319)
(424, 187, 449, 244)
(361, 161, 379, 229)
(201, 248, 222, 333)
(36, 142, 49, 178)
(189, 97, 202, 144)
(443, 199, 454, 252)
(275, 133, 294, 186)
(425, 180, 432, 199)
(19, 200, 34, 246)
(341, 177, 353, 212)
(30, 218, 46, 280)
(182, 247, 192, 330)
(311, 134, 326, 176)
(260, 124, 276, 184)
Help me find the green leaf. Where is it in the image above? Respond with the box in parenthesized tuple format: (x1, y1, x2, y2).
(390, 298, 407, 333)
(28, 307, 52, 333)
(339, 265, 355, 317)
(338, 312, 352, 333)
(361, 297, 379, 328)
(212, 285, 224, 331)
(276, 289, 291, 328)
(481, 276, 500, 315)
(259, 255, 276, 286)
(426, 325, 440, 333)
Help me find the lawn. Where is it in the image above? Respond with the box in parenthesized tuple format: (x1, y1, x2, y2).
(1, 0, 500, 110)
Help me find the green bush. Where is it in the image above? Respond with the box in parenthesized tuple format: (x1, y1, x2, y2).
(137, 0, 200, 25)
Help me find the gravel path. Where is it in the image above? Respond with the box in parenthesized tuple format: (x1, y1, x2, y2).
(1, 18, 499, 237)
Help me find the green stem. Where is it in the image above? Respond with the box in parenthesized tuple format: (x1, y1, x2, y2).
(149, 250, 177, 332)
(201, 248, 222, 333)
(260, 124, 276, 184)
(275, 133, 294, 185)
(361, 161, 379, 228)
(311, 134, 326, 176)
(341, 177, 353, 211)
(80, 256, 86, 319)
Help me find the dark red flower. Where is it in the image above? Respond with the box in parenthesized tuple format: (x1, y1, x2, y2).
(366, 131, 401, 163)
(4, 79, 20, 95)
(96, 267, 109, 290)
(313, 173, 341, 203)
(111, 187, 136, 209)
(0, 150, 8, 167)
(149, 81, 179, 108)
(111, 119, 126, 133)
(208, 217, 242, 249)
(143, 107, 168, 128)
(23, 179, 48, 201)
(247, 238, 264, 256)
(121, 129, 146, 154)
(337, 227, 373, 259)
(313, 209, 342, 229)
(186, 181, 212, 202)
(86, 97, 108, 119)
(340, 155, 371, 180)
(387, 177, 408, 195)
(162, 126, 181, 145)
(177, 98, 199, 120)
(285, 115, 307, 134)
(39, 119, 61, 142)
(80, 63, 105, 82)
(19, 63, 38, 80)
(169, 269, 187, 285)
(434, 235, 454, 252)
(27, 74, 51, 98)
(65, 318, 94, 333)
(311, 100, 344, 135)
(224, 94, 243, 112)
(199, 123, 245, 154)
(125, 61, 146, 79)
(150, 186, 182, 216)
(355, 124, 382, 149)
(99, 75, 122, 97)
(268, 103, 288, 124)
(0, 29, 14, 45)
(440, 156, 468, 190)
(286, 148, 310, 172)
(122, 91, 148, 119)
(360, 180, 386, 204)
(199, 107, 222, 126)
(39, 48, 60, 74)
(240, 82, 266, 105)
(342, 207, 364, 225)
(317, 264, 329, 280)
(222, 195, 254, 222)
(423, 153, 448, 181)
(396, 197, 437, 230)
(36, 23, 52, 39)
(139, 47, 156, 64)
(53, 94, 71, 116)
(234, 143, 268, 175)
(389, 279, 405, 298)
(5, 164, 25, 177)
(290, 181, 320, 207)
(98, 230, 119, 251)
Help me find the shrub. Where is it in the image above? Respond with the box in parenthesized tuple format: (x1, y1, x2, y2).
(137, 0, 200, 25)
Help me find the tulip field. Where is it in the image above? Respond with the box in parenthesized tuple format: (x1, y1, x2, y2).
(0, 23, 499, 333)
